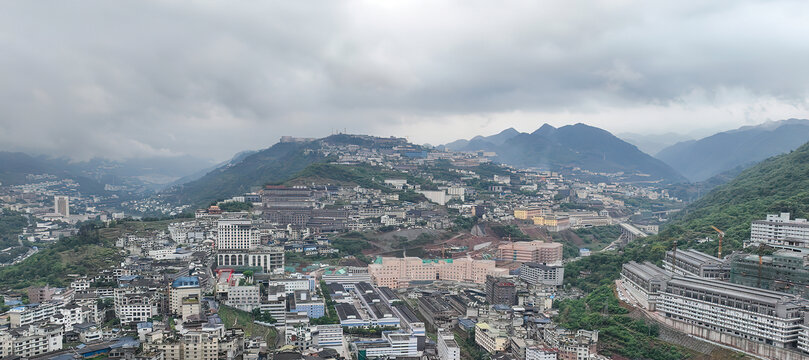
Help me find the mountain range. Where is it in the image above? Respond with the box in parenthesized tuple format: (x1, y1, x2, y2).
(0, 152, 215, 194)
(444, 123, 686, 183)
(656, 118, 809, 182)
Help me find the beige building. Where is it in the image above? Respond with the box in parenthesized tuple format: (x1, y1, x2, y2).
(475, 323, 508, 354)
(497, 241, 563, 265)
(368, 256, 508, 289)
(514, 208, 548, 220)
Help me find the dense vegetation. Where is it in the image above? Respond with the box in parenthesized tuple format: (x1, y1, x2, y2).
(661, 141, 809, 254)
(217, 201, 253, 212)
(0, 210, 30, 263)
(572, 225, 622, 246)
(555, 286, 686, 360)
(0, 209, 29, 247)
(0, 224, 123, 289)
(331, 232, 377, 255)
(218, 305, 277, 344)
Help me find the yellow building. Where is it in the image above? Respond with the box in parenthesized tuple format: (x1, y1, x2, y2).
(514, 208, 546, 220)
(531, 216, 570, 232)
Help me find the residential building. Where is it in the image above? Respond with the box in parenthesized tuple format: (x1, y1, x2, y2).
(543, 327, 598, 360)
(485, 275, 517, 306)
(520, 262, 565, 286)
(437, 330, 460, 360)
(54, 195, 69, 217)
(750, 213, 809, 249)
(0, 324, 63, 358)
(475, 322, 508, 354)
(8, 302, 59, 328)
(169, 276, 201, 317)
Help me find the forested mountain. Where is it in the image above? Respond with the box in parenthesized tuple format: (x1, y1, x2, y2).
(163, 141, 324, 207)
(656, 118, 809, 181)
(445, 123, 685, 183)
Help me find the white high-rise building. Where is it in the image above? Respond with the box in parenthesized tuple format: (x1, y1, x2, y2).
(750, 213, 809, 249)
(216, 219, 258, 250)
(54, 196, 69, 217)
(437, 330, 460, 360)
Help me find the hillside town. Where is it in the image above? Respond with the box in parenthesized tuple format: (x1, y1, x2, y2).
(3, 134, 809, 360)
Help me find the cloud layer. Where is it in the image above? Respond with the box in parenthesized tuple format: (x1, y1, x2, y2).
(1, 0, 808, 160)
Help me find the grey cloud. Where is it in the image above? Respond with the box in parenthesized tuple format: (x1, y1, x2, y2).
(0, 0, 808, 161)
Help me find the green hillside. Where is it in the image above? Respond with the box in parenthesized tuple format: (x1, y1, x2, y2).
(165, 141, 325, 207)
(556, 140, 809, 359)
(0, 224, 124, 290)
(660, 141, 809, 255)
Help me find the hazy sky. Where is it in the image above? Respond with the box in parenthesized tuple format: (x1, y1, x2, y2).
(1, 0, 808, 161)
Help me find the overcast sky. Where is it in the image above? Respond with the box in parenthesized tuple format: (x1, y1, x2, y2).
(1, 0, 808, 161)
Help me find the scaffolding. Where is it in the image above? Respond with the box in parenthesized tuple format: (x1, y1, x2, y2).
(729, 249, 809, 297)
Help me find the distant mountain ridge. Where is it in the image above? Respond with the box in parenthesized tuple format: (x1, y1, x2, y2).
(444, 123, 686, 183)
(656, 118, 809, 182)
(0, 151, 214, 194)
(443, 127, 521, 151)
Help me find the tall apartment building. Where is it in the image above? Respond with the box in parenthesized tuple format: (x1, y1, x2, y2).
(497, 241, 563, 265)
(367, 256, 509, 289)
(216, 219, 258, 250)
(520, 262, 565, 286)
(750, 213, 809, 249)
(54, 195, 69, 217)
(437, 330, 461, 360)
(663, 249, 730, 280)
(142, 329, 244, 360)
(485, 275, 517, 306)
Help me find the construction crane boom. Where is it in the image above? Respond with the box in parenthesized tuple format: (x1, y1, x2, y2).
(711, 226, 725, 258)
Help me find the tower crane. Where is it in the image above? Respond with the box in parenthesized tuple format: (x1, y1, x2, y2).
(711, 226, 725, 258)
